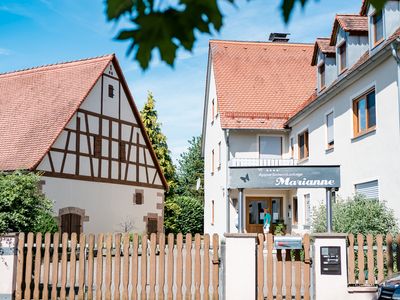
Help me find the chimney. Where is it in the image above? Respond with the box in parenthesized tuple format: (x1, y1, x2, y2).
(268, 33, 290, 43)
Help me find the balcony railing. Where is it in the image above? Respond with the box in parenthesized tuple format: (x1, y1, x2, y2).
(229, 157, 298, 167)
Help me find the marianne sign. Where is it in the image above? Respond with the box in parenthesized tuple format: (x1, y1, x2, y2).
(229, 165, 340, 189)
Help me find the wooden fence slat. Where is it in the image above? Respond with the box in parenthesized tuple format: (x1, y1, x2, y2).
(105, 234, 113, 300)
(377, 234, 384, 283)
(149, 234, 157, 300)
(60, 233, 68, 300)
(203, 234, 210, 300)
(176, 233, 184, 300)
(87, 234, 95, 300)
(158, 233, 166, 300)
(167, 233, 174, 300)
(294, 249, 301, 300)
(114, 233, 122, 300)
(78, 234, 86, 300)
(185, 234, 192, 300)
(122, 233, 130, 300)
(276, 249, 283, 300)
(24, 232, 34, 300)
(194, 233, 202, 300)
(140, 234, 148, 300)
(131, 233, 139, 300)
(51, 232, 60, 300)
(96, 233, 104, 300)
(257, 234, 264, 300)
(386, 234, 393, 277)
(357, 234, 365, 285)
(33, 233, 42, 300)
(303, 234, 311, 300)
(212, 234, 219, 300)
(42, 233, 51, 300)
(15, 233, 25, 300)
(396, 234, 400, 273)
(284, 249, 292, 300)
(347, 234, 355, 285)
(367, 234, 375, 285)
(69, 233, 77, 300)
(266, 234, 273, 300)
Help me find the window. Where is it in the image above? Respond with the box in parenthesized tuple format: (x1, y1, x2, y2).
(218, 142, 221, 169)
(304, 194, 311, 225)
(339, 43, 347, 72)
(290, 137, 294, 158)
(211, 200, 215, 226)
(211, 99, 215, 123)
(211, 149, 215, 174)
(355, 180, 379, 200)
(372, 11, 384, 44)
(292, 197, 298, 225)
(326, 112, 334, 148)
(61, 213, 81, 237)
(259, 136, 282, 159)
(108, 84, 115, 98)
(319, 63, 326, 89)
(353, 89, 376, 136)
(94, 135, 102, 158)
(147, 217, 158, 234)
(119, 141, 126, 162)
(298, 131, 309, 160)
(134, 191, 143, 205)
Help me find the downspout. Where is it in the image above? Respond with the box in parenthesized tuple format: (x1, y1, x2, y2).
(224, 129, 230, 233)
(391, 38, 400, 132)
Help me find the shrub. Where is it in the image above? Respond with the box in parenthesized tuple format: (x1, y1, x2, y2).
(0, 171, 58, 233)
(164, 196, 204, 235)
(312, 194, 398, 235)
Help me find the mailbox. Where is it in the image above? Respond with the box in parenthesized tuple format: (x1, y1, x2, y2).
(320, 246, 341, 275)
(274, 236, 303, 250)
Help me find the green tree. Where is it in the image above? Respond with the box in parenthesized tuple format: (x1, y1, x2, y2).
(176, 136, 204, 199)
(164, 196, 204, 235)
(0, 171, 58, 233)
(140, 92, 176, 194)
(105, 0, 389, 70)
(312, 194, 398, 235)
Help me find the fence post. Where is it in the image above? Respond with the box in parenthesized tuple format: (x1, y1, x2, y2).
(0, 233, 19, 300)
(224, 233, 257, 300)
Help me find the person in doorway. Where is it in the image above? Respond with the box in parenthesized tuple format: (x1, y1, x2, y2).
(263, 208, 271, 234)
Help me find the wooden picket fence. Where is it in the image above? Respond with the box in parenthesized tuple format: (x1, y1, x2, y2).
(15, 232, 220, 300)
(347, 233, 400, 286)
(256, 234, 311, 300)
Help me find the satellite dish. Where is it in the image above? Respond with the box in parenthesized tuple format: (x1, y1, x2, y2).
(196, 178, 201, 190)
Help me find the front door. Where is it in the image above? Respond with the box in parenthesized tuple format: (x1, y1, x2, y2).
(246, 197, 283, 233)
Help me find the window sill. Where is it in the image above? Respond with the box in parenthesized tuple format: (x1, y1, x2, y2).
(352, 127, 376, 142)
(339, 68, 348, 75)
(298, 157, 309, 164)
(325, 146, 334, 154)
(372, 38, 384, 49)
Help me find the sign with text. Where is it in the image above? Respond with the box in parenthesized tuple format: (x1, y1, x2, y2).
(229, 166, 340, 189)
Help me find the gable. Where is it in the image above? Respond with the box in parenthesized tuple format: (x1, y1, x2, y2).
(36, 61, 166, 190)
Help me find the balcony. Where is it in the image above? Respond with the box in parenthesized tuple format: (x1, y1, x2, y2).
(229, 157, 298, 167)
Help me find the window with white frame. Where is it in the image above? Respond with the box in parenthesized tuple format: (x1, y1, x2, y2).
(326, 111, 334, 148)
(355, 180, 379, 200)
(319, 63, 326, 90)
(304, 194, 311, 225)
(218, 142, 221, 169)
(211, 149, 215, 174)
(338, 42, 347, 72)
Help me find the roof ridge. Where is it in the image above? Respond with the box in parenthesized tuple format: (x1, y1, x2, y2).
(210, 39, 313, 46)
(336, 13, 366, 17)
(0, 54, 114, 77)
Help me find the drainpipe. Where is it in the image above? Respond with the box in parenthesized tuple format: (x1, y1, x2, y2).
(391, 38, 400, 132)
(224, 129, 230, 233)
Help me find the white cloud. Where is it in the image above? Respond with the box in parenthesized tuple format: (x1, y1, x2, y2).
(0, 48, 11, 55)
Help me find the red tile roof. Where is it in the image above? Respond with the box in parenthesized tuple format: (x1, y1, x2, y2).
(330, 14, 368, 45)
(210, 40, 316, 129)
(311, 38, 336, 66)
(0, 54, 168, 189)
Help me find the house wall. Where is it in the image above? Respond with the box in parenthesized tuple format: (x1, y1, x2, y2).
(289, 55, 400, 230)
(37, 62, 165, 234)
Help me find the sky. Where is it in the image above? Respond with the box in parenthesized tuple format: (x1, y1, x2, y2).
(0, 0, 361, 163)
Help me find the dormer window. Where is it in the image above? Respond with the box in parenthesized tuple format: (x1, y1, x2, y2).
(372, 11, 383, 45)
(318, 63, 326, 90)
(338, 42, 347, 72)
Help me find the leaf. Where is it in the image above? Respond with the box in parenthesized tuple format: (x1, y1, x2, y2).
(106, 0, 134, 20)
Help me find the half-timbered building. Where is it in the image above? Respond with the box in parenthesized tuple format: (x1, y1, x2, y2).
(0, 54, 167, 234)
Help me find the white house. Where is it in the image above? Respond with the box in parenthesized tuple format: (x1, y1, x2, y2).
(0, 54, 168, 235)
(202, 1, 400, 235)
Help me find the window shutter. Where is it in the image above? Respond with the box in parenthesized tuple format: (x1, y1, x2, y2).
(147, 218, 158, 234)
(355, 180, 379, 200)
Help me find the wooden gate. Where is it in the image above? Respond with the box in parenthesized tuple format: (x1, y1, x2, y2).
(15, 232, 220, 300)
(256, 234, 311, 300)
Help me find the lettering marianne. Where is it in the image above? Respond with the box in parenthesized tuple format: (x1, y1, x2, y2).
(275, 177, 335, 187)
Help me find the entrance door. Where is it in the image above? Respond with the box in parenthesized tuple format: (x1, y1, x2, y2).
(246, 197, 283, 233)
